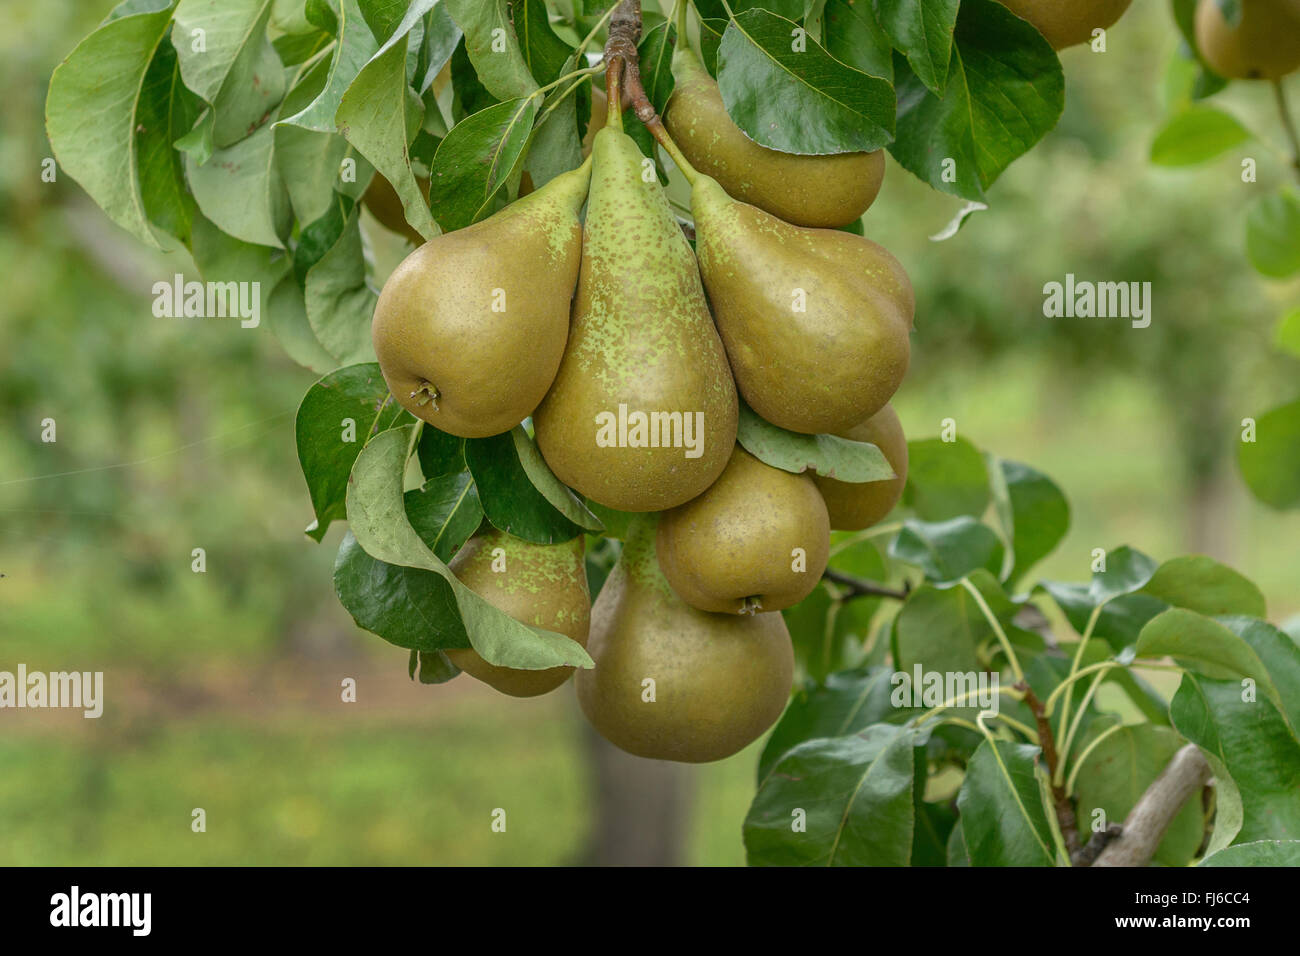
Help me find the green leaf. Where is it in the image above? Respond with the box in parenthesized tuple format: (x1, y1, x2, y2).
(903, 436, 989, 520)
(1239, 397, 1300, 509)
(872, 0, 959, 94)
(172, 0, 287, 148)
(45, 1, 179, 248)
(417, 425, 464, 479)
(736, 403, 892, 481)
(412, 649, 461, 683)
(464, 430, 586, 544)
(186, 117, 292, 248)
(276, 54, 373, 228)
(758, 665, 912, 781)
(334, 529, 469, 650)
(406, 473, 483, 562)
(346, 426, 592, 669)
(1089, 546, 1159, 605)
(1149, 106, 1251, 166)
(956, 739, 1057, 866)
(279, 0, 378, 134)
(295, 362, 407, 541)
(716, 9, 895, 154)
(335, 1, 439, 241)
(1141, 555, 1266, 618)
(1171, 674, 1300, 845)
(444, 0, 539, 100)
(1220, 615, 1300, 735)
(988, 456, 1070, 586)
(523, 51, 583, 191)
(1246, 191, 1300, 278)
(893, 570, 1016, 675)
(137, 33, 203, 246)
(889, 517, 1004, 583)
(1136, 608, 1277, 703)
(1200, 840, 1300, 866)
(304, 211, 377, 365)
(745, 725, 917, 866)
(187, 211, 291, 323)
(889, 0, 1064, 202)
(1073, 725, 1203, 866)
(428, 98, 539, 232)
(267, 277, 336, 374)
(1273, 307, 1300, 359)
(823, 0, 893, 82)
(515, 0, 572, 86)
(510, 428, 603, 532)
(638, 20, 677, 114)
(1038, 580, 1168, 651)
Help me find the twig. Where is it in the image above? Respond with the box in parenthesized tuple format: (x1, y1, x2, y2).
(1272, 79, 1300, 183)
(1073, 824, 1123, 867)
(821, 568, 910, 601)
(1018, 683, 1082, 859)
(1092, 744, 1213, 867)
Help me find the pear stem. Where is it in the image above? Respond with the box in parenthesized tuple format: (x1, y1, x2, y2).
(1272, 79, 1300, 183)
(605, 57, 625, 131)
(675, 0, 690, 52)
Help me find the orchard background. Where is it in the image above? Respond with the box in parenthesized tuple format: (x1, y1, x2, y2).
(3, 0, 1299, 865)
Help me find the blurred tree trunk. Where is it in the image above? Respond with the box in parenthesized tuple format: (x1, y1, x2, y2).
(579, 722, 693, 866)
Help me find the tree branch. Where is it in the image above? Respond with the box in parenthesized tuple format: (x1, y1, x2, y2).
(1091, 743, 1212, 867)
(821, 568, 910, 601)
(1018, 684, 1082, 859)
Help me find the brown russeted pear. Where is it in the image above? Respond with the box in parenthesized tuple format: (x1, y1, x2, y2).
(664, 48, 884, 229)
(998, 0, 1133, 50)
(656, 446, 829, 614)
(533, 123, 737, 511)
(446, 528, 590, 698)
(371, 160, 591, 438)
(813, 404, 909, 531)
(1194, 0, 1300, 80)
(686, 172, 915, 436)
(576, 516, 793, 763)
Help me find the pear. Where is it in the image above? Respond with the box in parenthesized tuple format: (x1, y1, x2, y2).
(576, 516, 793, 763)
(813, 404, 909, 531)
(534, 126, 737, 511)
(361, 171, 429, 245)
(1195, 0, 1300, 79)
(998, 0, 1133, 50)
(657, 446, 829, 614)
(663, 48, 884, 229)
(688, 173, 915, 436)
(371, 161, 591, 438)
(445, 529, 590, 698)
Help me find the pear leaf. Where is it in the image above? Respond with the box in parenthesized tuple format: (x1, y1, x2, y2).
(736, 404, 892, 481)
(347, 426, 593, 669)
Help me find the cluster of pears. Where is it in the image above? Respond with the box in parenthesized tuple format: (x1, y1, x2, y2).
(369, 53, 912, 763)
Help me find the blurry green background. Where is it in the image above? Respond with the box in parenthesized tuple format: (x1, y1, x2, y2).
(2, 1, 1297, 865)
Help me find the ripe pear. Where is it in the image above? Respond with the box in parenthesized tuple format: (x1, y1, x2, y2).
(813, 404, 909, 531)
(1195, 0, 1300, 80)
(445, 529, 590, 698)
(657, 447, 829, 614)
(362, 171, 429, 245)
(534, 126, 737, 511)
(664, 48, 883, 229)
(371, 161, 591, 438)
(998, 0, 1133, 49)
(576, 516, 793, 763)
(688, 173, 915, 436)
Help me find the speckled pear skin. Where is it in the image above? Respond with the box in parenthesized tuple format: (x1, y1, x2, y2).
(657, 447, 829, 614)
(664, 48, 884, 229)
(371, 162, 590, 439)
(691, 174, 915, 436)
(445, 529, 589, 698)
(813, 404, 909, 531)
(576, 516, 793, 763)
(534, 128, 737, 511)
